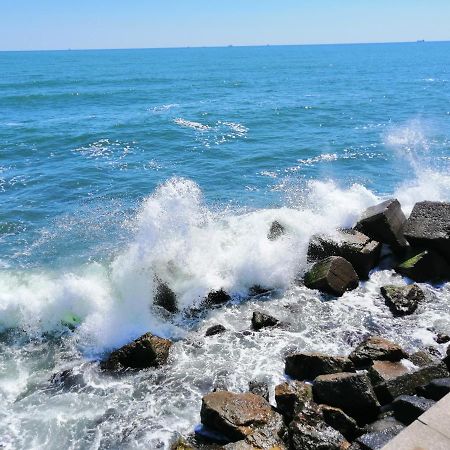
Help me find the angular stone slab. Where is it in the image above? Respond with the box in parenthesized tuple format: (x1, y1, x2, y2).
(392, 394, 435, 425)
(275, 380, 313, 420)
(349, 336, 408, 367)
(396, 249, 450, 282)
(417, 378, 450, 401)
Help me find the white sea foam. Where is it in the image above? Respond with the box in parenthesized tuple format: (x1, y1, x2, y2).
(173, 118, 211, 131)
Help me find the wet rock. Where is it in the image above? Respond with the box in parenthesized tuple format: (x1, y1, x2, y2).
(251, 311, 279, 331)
(248, 285, 273, 297)
(205, 325, 227, 337)
(321, 405, 363, 441)
(307, 229, 381, 279)
(200, 391, 283, 442)
(364, 414, 404, 433)
(349, 336, 408, 368)
(355, 425, 404, 450)
(267, 220, 285, 241)
(395, 249, 450, 282)
(274, 380, 313, 420)
(100, 332, 172, 371)
(445, 346, 450, 369)
(50, 367, 85, 390)
(248, 380, 269, 402)
(392, 395, 435, 425)
(313, 372, 380, 424)
(154, 280, 178, 313)
(205, 289, 232, 306)
(416, 378, 450, 401)
(403, 200, 450, 261)
(304, 256, 359, 297)
(434, 333, 450, 344)
(285, 352, 354, 381)
(368, 355, 449, 404)
(380, 284, 424, 316)
(354, 199, 408, 250)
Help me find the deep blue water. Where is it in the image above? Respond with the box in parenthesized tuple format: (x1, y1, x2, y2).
(1, 42, 450, 269)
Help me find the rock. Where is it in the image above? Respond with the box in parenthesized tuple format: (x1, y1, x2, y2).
(251, 311, 279, 331)
(205, 289, 232, 306)
(307, 229, 381, 279)
(285, 352, 355, 381)
(267, 221, 285, 241)
(50, 367, 85, 390)
(368, 355, 449, 404)
(392, 395, 435, 425)
(200, 391, 283, 442)
(445, 346, 450, 369)
(313, 372, 380, 424)
(354, 199, 408, 250)
(395, 250, 450, 282)
(349, 336, 408, 368)
(274, 381, 313, 420)
(304, 256, 359, 297)
(364, 414, 404, 433)
(434, 333, 450, 344)
(321, 405, 363, 441)
(416, 378, 450, 400)
(248, 380, 270, 402)
(355, 425, 404, 450)
(380, 284, 425, 316)
(403, 201, 450, 261)
(248, 285, 272, 296)
(154, 280, 178, 313)
(100, 332, 172, 371)
(205, 325, 227, 337)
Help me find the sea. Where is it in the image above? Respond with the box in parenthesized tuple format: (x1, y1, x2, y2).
(1, 42, 450, 449)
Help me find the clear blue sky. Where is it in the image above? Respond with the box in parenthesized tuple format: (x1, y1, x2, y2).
(1, 0, 449, 51)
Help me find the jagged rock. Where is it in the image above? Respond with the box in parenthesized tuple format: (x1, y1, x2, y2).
(395, 250, 450, 282)
(248, 285, 272, 296)
(100, 332, 172, 371)
(434, 333, 450, 344)
(200, 391, 283, 442)
(313, 372, 380, 424)
(274, 381, 313, 420)
(368, 354, 449, 404)
(355, 425, 404, 450)
(50, 367, 85, 390)
(154, 280, 178, 313)
(354, 199, 408, 250)
(403, 201, 450, 261)
(349, 336, 408, 368)
(321, 405, 363, 441)
(380, 284, 424, 316)
(248, 380, 269, 402)
(416, 378, 450, 400)
(392, 395, 435, 425)
(267, 221, 285, 241)
(285, 352, 354, 381)
(205, 325, 227, 337)
(205, 289, 232, 306)
(307, 229, 381, 279)
(251, 311, 279, 331)
(304, 256, 359, 297)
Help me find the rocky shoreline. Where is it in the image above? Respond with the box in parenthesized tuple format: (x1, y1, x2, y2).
(94, 199, 450, 449)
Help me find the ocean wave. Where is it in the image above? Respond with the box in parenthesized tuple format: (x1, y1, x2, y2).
(173, 118, 211, 131)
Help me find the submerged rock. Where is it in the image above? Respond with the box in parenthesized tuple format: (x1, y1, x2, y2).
(307, 229, 381, 279)
(251, 311, 279, 331)
(304, 256, 359, 297)
(349, 336, 408, 368)
(354, 199, 408, 250)
(275, 380, 313, 420)
(392, 395, 435, 425)
(380, 284, 425, 316)
(395, 250, 450, 282)
(285, 352, 354, 381)
(100, 332, 172, 371)
(267, 220, 285, 241)
(205, 324, 227, 337)
(154, 280, 178, 313)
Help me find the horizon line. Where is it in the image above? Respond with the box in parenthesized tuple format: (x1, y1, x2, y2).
(0, 39, 448, 53)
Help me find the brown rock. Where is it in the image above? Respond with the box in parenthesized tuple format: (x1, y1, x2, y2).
(275, 381, 313, 420)
(321, 405, 363, 441)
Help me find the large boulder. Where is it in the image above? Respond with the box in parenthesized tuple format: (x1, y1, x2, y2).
(304, 256, 359, 297)
(285, 352, 354, 381)
(395, 250, 450, 282)
(392, 395, 435, 425)
(321, 405, 363, 441)
(307, 229, 381, 279)
(200, 391, 283, 443)
(403, 201, 450, 261)
(313, 372, 380, 424)
(380, 284, 425, 316)
(100, 332, 172, 371)
(354, 199, 408, 250)
(416, 378, 450, 401)
(349, 336, 408, 368)
(251, 311, 279, 331)
(154, 280, 178, 313)
(355, 425, 404, 450)
(275, 380, 313, 420)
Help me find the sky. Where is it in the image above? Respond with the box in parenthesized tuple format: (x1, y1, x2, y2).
(1, 0, 449, 51)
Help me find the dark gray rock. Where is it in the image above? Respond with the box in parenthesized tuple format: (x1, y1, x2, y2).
(267, 220, 285, 241)
(304, 256, 359, 297)
(364, 414, 404, 433)
(349, 336, 408, 368)
(205, 289, 232, 306)
(248, 285, 272, 296)
(274, 380, 313, 420)
(396, 249, 450, 282)
(248, 380, 269, 402)
(416, 378, 450, 401)
(251, 311, 279, 331)
(205, 325, 226, 337)
(380, 284, 425, 316)
(50, 367, 85, 390)
(154, 280, 178, 313)
(354, 199, 408, 250)
(307, 229, 381, 279)
(355, 425, 404, 450)
(392, 395, 435, 425)
(285, 352, 355, 381)
(100, 332, 172, 371)
(434, 333, 450, 344)
(313, 372, 380, 424)
(403, 201, 450, 261)
(321, 405, 363, 441)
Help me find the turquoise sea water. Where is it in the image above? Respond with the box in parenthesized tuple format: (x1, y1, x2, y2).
(1, 43, 450, 449)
